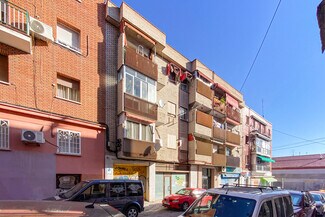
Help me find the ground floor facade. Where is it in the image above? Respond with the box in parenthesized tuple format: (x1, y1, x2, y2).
(0, 103, 105, 200)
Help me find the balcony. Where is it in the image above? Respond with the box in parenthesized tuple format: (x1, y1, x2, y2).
(123, 138, 157, 160)
(125, 46, 158, 80)
(226, 131, 240, 146)
(188, 140, 212, 165)
(213, 97, 226, 116)
(189, 110, 212, 138)
(212, 153, 226, 167)
(226, 156, 240, 167)
(226, 106, 241, 125)
(256, 164, 271, 172)
(124, 93, 158, 121)
(189, 79, 213, 112)
(0, 0, 31, 53)
(213, 127, 226, 142)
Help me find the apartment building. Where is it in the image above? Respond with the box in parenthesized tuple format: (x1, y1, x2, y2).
(0, 0, 106, 199)
(105, 2, 245, 201)
(242, 106, 275, 186)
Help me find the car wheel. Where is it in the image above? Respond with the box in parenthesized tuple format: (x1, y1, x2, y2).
(182, 202, 189, 211)
(125, 206, 139, 217)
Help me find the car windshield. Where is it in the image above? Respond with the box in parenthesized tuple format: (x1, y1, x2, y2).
(192, 189, 205, 197)
(176, 189, 191, 196)
(311, 194, 323, 202)
(60, 181, 88, 199)
(185, 192, 256, 217)
(290, 193, 302, 206)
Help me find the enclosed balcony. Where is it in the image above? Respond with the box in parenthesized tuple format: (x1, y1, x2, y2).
(226, 106, 241, 125)
(124, 46, 158, 80)
(122, 138, 157, 160)
(124, 93, 158, 121)
(188, 140, 212, 165)
(0, 0, 31, 53)
(226, 155, 240, 168)
(189, 110, 212, 138)
(189, 79, 213, 112)
(212, 153, 226, 167)
(226, 131, 240, 146)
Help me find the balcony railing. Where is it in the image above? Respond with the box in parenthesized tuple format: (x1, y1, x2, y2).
(212, 153, 226, 166)
(0, 0, 29, 34)
(124, 46, 158, 80)
(213, 127, 226, 141)
(226, 106, 241, 124)
(123, 138, 157, 160)
(226, 155, 240, 167)
(256, 146, 271, 156)
(226, 131, 240, 145)
(256, 164, 271, 172)
(124, 93, 158, 120)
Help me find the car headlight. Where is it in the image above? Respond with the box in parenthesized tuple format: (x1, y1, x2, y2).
(172, 200, 179, 203)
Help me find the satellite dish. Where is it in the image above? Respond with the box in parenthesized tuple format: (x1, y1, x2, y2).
(30, 20, 45, 34)
(158, 99, 165, 108)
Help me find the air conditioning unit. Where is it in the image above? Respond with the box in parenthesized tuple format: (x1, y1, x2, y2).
(21, 130, 45, 144)
(29, 16, 54, 42)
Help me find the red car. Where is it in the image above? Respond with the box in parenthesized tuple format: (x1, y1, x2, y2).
(162, 188, 205, 211)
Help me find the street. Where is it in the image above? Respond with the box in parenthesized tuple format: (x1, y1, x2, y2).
(140, 201, 183, 217)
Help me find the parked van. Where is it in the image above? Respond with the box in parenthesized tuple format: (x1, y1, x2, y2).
(47, 179, 144, 217)
(179, 185, 294, 217)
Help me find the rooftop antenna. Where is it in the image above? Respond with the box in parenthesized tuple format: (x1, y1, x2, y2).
(262, 99, 264, 118)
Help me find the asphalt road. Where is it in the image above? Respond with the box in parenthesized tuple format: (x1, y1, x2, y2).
(139, 201, 183, 217)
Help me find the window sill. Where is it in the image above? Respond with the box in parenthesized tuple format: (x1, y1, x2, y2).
(55, 96, 81, 105)
(0, 148, 11, 151)
(56, 153, 81, 157)
(55, 41, 82, 55)
(0, 81, 10, 86)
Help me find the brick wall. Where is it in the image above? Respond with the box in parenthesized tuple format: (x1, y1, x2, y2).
(0, 0, 106, 123)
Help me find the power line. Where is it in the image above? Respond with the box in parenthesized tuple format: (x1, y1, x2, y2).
(240, 0, 282, 91)
(273, 129, 325, 146)
(273, 139, 325, 151)
(272, 137, 325, 150)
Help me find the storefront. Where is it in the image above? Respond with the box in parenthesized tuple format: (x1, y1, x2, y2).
(155, 163, 189, 200)
(220, 167, 241, 186)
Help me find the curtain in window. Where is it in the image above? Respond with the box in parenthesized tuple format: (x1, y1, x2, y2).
(57, 24, 80, 50)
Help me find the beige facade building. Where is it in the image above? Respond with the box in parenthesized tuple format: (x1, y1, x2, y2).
(104, 1, 250, 202)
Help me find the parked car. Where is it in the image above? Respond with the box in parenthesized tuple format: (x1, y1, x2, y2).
(46, 179, 144, 217)
(162, 188, 205, 211)
(288, 190, 317, 217)
(310, 191, 325, 216)
(179, 185, 294, 217)
(0, 200, 125, 217)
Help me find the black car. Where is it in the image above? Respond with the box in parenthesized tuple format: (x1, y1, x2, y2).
(288, 190, 317, 217)
(46, 179, 144, 217)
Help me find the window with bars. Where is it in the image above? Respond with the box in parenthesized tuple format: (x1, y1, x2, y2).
(0, 120, 9, 149)
(57, 129, 81, 155)
(57, 75, 80, 102)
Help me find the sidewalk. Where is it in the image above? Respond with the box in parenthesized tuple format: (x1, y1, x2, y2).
(140, 201, 183, 217)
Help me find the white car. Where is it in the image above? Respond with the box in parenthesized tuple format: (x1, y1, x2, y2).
(179, 185, 294, 217)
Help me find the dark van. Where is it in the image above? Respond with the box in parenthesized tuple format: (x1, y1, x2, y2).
(48, 179, 144, 217)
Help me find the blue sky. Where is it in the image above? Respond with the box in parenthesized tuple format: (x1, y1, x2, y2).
(112, 0, 325, 157)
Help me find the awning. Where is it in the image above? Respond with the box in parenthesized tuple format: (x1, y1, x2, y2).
(257, 155, 275, 163)
(261, 177, 277, 183)
(226, 93, 239, 109)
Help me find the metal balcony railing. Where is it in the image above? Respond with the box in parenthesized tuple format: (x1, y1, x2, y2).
(256, 164, 271, 172)
(0, 0, 29, 34)
(256, 146, 271, 156)
(124, 93, 158, 121)
(226, 106, 241, 123)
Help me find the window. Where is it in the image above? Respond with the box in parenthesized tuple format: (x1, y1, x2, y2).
(179, 107, 188, 121)
(126, 182, 143, 196)
(57, 23, 80, 52)
(0, 120, 9, 149)
(125, 121, 153, 142)
(109, 182, 125, 197)
(283, 196, 294, 216)
(78, 183, 106, 201)
(124, 66, 156, 103)
(246, 116, 249, 125)
(57, 75, 80, 102)
(258, 200, 273, 217)
(167, 134, 177, 149)
(274, 197, 285, 217)
(167, 102, 176, 116)
(0, 54, 8, 83)
(57, 129, 81, 155)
